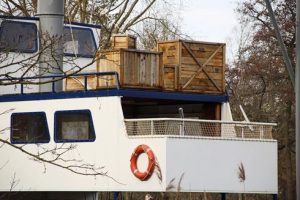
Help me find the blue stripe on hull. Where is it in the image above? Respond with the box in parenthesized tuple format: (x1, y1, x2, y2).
(0, 89, 229, 103)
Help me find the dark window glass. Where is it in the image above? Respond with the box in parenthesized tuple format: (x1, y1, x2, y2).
(55, 110, 95, 142)
(11, 112, 50, 144)
(63, 27, 96, 58)
(0, 21, 37, 53)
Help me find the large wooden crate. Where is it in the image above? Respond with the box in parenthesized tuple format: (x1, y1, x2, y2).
(97, 49, 162, 88)
(157, 40, 225, 94)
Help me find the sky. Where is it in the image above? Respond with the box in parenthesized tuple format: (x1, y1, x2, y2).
(179, 0, 240, 43)
(177, 0, 241, 60)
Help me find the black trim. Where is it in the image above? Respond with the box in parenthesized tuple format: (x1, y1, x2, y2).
(54, 109, 96, 143)
(0, 15, 38, 21)
(66, 21, 101, 29)
(0, 15, 101, 29)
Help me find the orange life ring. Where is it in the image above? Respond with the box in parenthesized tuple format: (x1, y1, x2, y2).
(130, 144, 155, 181)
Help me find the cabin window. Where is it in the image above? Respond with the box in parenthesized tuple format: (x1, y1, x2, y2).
(54, 110, 96, 142)
(0, 20, 37, 53)
(11, 112, 50, 144)
(63, 27, 96, 58)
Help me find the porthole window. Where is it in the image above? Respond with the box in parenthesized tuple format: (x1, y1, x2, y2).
(54, 110, 96, 142)
(11, 112, 50, 144)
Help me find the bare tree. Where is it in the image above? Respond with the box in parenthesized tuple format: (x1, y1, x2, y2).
(0, 0, 186, 49)
(227, 0, 296, 199)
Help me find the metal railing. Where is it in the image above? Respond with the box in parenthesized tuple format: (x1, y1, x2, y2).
(124, 118, 276, 140)
(0, 71, 121, 94)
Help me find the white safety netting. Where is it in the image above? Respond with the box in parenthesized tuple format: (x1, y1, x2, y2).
(124, 119, 276, 139)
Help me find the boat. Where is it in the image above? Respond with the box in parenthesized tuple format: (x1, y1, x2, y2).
(0, 0, 278, 199)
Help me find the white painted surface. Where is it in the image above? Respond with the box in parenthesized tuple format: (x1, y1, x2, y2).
(221, 102, 233, 121)
(166, 138, 277, 193)
(0, 97, 166, 192)
(0, 96, 278, 193)
(221, 103, 236, 137)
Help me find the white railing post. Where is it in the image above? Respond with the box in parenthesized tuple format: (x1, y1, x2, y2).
(260, 126, 263, 139)
(242, 127, 244, 138)
(151, 120, 154, 135)
(179, 120, 184, 136)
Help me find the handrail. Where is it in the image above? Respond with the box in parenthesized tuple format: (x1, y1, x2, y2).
(124, 118, 277, 126)
(0, 71, 121, 94)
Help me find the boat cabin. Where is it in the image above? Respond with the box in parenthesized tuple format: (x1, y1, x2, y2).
(0, 14, 278, 199)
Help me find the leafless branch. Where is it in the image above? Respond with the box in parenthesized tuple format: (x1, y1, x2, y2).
(0, 138, 124, 184)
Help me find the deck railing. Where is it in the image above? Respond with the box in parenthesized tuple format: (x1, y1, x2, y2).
(0, 72, 121, 94)
(124, 118, 276, 140)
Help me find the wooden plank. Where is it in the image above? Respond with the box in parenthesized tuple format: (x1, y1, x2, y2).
(178, 41, 182, 90)
(181, 71, 223, 80)
(181, 78, 223, 87)
(150, 54, 156, 86)
(182, 43, 224, 52)
(157, 42, 179, 65)
(181, 49, 224, 59)
(181, 57, 223, 67)
(215, 103, 221, 120)
(222, 45, 226, 92)
(181, 64, 223, 72)
(140, 53, 146, 84)
(158, 39, 225, 47)
(163, 65, 176, 90)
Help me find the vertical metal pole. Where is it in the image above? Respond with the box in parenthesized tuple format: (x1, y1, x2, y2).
(151, 120, 154, 135)
(265, 0, 295, 87)
(296, 0, 300, 198)
(265, 0, 297, 198)
(113, 192, 119, 200)
(84, 76, 88, 91)
(37, 0, 64, 92)
(221, 193, 226, 200)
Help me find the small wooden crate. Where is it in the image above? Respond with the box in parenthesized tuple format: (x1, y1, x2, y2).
(111, 34, 137, 49)
(157, 40, 225, 94)
(97, 49, 162, 89)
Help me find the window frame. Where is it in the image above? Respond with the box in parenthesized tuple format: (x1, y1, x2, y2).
(0, 20, 38, 53)
(54, 109, 96, 143)
(10, 112, 50, 144)
(63, 26, 97, 58)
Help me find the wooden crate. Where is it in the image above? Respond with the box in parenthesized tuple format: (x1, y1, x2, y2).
(111, 34, 137, 49)
(97, 49, 162, 89)
(157, 40, 225, 94)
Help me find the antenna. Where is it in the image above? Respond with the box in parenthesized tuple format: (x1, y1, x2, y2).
(239, 105, 250, 122)
(239, 105, 254, 131)
(178, 107, 184, 118)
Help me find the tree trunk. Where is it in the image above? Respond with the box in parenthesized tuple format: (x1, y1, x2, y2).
(285, 102, 295, 200)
